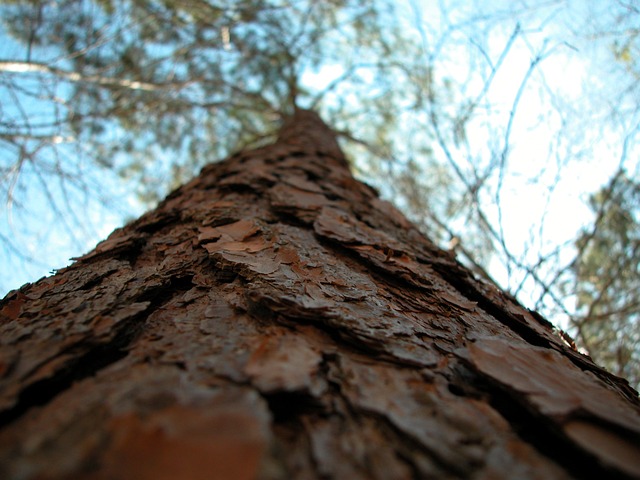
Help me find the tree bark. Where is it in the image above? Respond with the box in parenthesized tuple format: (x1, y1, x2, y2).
(0, 109, 639, 479)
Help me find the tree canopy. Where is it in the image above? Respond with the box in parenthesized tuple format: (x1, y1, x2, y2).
(571, 171, 640, 386)
(1, 0, 639, 389)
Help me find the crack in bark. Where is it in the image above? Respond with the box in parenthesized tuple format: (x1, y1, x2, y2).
(466, 375, 630, 480)
(0, 333, 132, 428)
(0, 275, 195, 428)
(261, 391, 327, 424)
(319, 353, 477, 479)
(435, 261, 640, 406)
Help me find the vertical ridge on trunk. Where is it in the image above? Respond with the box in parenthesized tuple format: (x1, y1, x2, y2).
(0, 109, 639, 479)
(278, 108, 347, 165)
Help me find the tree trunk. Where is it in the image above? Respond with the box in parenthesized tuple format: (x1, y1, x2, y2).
(0, 109, 639, 480)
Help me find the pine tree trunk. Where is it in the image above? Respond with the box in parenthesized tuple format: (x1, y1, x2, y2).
(1, 109, 639, 479)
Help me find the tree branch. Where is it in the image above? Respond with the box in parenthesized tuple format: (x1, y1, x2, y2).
(0, 60, 175, 92)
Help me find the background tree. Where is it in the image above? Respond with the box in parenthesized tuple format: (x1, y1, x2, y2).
(1, 0, 639, 388)
(569, 171, 640, 386)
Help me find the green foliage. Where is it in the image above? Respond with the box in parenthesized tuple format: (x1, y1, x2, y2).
(1, 0, 420, 204)
(572, 172, 640, 388)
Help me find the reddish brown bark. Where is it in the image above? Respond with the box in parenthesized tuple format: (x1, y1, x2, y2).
(0, 109, 639, 479)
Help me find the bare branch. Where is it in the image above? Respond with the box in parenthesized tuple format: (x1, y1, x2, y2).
(0, 60, 179, 92)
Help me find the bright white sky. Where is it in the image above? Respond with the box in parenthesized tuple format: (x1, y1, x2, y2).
(459, 14, 638, 320)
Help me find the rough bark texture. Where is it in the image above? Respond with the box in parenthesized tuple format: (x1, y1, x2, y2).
(1, 109, 639, 479)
